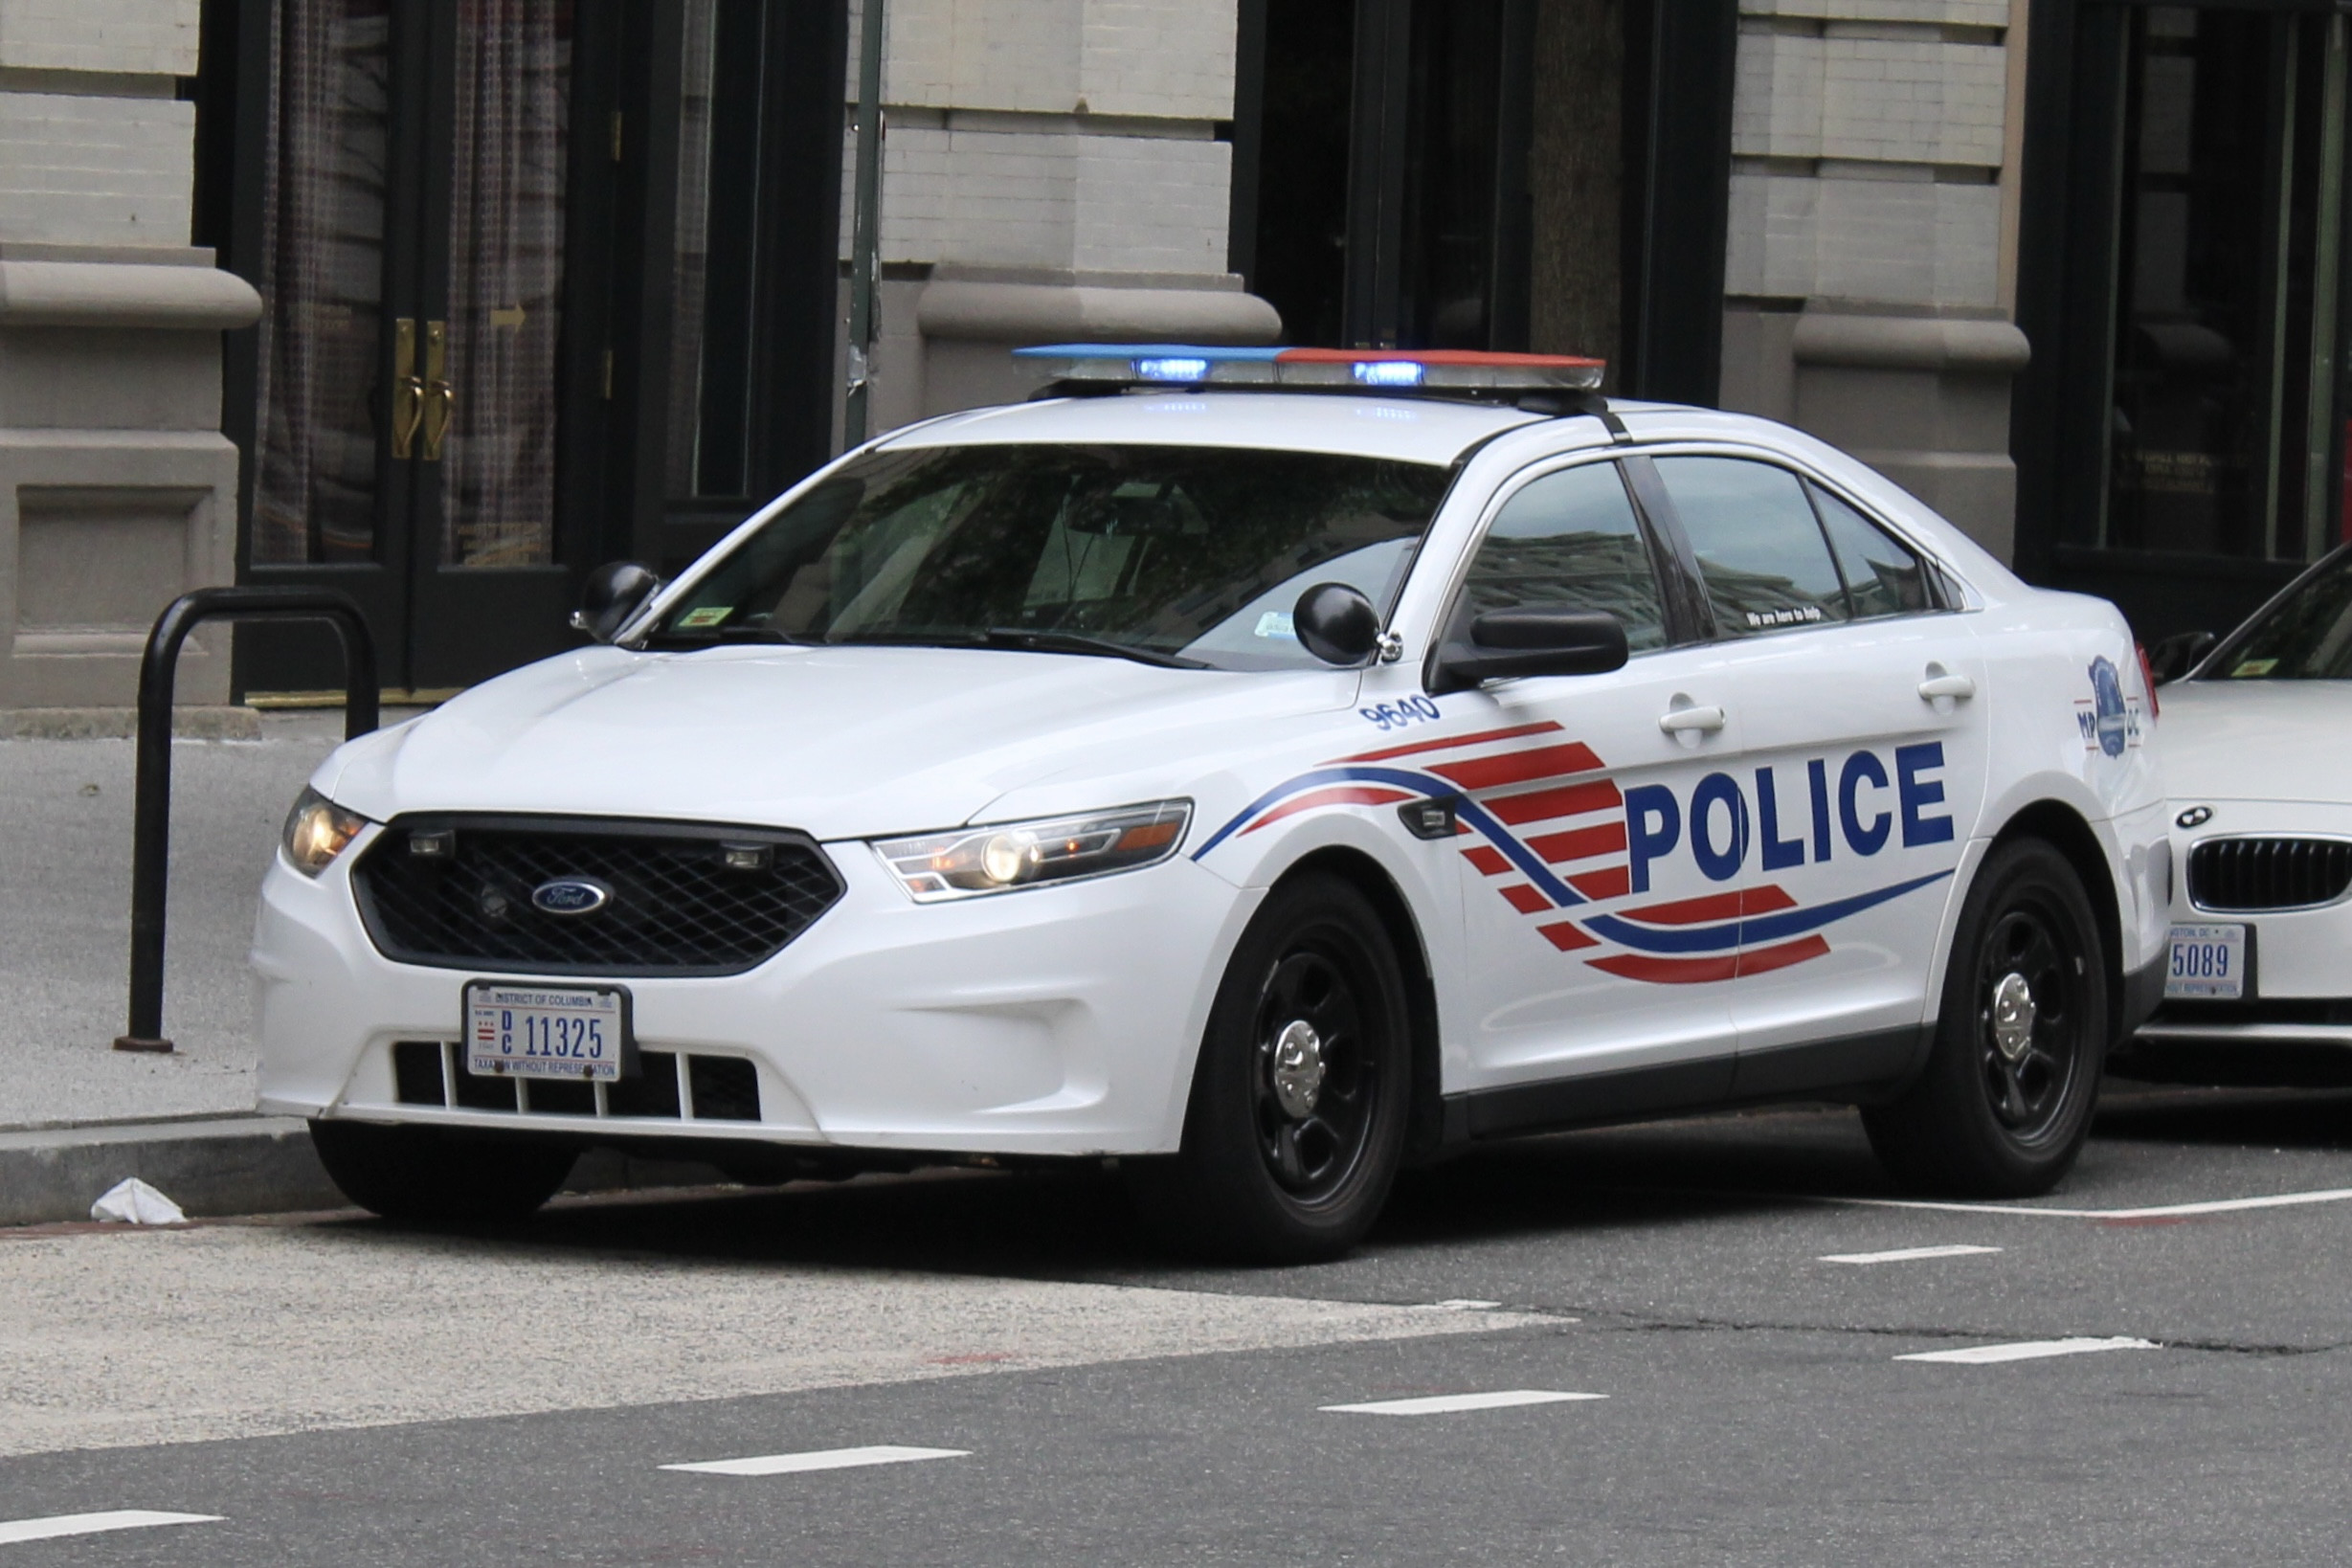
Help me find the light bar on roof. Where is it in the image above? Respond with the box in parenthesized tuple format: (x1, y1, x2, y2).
(1014, 344, 1605, 393)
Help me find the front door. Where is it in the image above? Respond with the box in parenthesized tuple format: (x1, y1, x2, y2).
(237, 0, 616, 695)
(1643, 453, 1993, 1093)
(1426, 457, 1743, 1113)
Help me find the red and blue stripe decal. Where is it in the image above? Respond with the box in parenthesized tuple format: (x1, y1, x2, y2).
(1196, 721, 1951, 985)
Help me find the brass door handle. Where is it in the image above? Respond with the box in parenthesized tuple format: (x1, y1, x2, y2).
(391, 318, 424, 459)
(419, 319, 453, 461)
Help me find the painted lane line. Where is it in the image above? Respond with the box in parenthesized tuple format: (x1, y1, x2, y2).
(1421, 1298, 1503, 1310)
(1828, 1187, 2352, 1221)
(1820, 1244, 2002, 1265)
(0, 1511, 221, 1546)
(661, 1445, 968, 1477)
(1896, 1336, 2158, 1365)
(1321, 1389, 1606, 1416)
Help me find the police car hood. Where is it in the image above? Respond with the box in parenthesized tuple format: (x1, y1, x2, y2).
(320, 644, 1358, 840)
(2157, 679, 2352, 805)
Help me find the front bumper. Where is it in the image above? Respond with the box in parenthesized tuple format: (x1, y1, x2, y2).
(254, 829, 1260, 1156)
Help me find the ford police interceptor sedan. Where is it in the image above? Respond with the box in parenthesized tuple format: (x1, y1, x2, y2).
(258, 346, 2170, 1262)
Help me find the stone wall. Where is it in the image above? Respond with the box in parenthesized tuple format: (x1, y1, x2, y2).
(840, 0, 1279, 431)
(1717, 0, 2030, 561)
(0, 0, 258, 709)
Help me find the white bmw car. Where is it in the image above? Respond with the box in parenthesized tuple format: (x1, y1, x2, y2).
(2129, 544, 2352, 1083)
(258, 346, 2170, 1261)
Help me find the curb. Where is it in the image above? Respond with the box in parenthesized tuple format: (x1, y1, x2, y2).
(0, 1116, 339, 1226)
(0, 1115, 734, 1227)
(0, 706, 262, 741)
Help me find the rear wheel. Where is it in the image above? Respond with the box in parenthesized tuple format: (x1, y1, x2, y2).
(309, 1120, 576, 1222)
(1127, 873, 1411, 1263)
(1863, 839, 2109, 1197)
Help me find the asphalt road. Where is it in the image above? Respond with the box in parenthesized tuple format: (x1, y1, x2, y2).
(4, 1082, 2349, 1565)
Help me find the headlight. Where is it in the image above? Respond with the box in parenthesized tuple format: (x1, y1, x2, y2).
(873, 800, 1192, 902)
(281, 787, 370, 876)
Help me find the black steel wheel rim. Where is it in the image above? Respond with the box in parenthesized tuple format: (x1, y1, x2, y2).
(1250, 935, 1382, 1205)
(1974, 893, 2083, 1141)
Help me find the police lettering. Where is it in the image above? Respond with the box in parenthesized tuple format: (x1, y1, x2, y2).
(1624, 743, 1953, 892)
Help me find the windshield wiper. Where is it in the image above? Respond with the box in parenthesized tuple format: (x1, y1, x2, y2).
(979, 628, 1205, 669)
(640, 625, 817, 649)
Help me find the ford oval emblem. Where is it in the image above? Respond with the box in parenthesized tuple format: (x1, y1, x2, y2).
(2177, 805, 2213, 830)
(531, 877, 613, 916)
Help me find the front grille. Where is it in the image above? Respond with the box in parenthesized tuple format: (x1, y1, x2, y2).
(352, 816, 843, 975)
(2187, 837, 2352, 912)
(392, 1040, 762, 1122)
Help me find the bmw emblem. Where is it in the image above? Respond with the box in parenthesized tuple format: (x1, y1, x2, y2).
(531, 877, 614, 916)
(2176, 805, 2213, 830)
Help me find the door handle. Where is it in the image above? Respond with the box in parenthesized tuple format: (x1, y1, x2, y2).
(1917, 665, 1977, 704)
(419, 319, 454, 461)
(391, 318, 424, 459)
(1658, 701, 1727, 735)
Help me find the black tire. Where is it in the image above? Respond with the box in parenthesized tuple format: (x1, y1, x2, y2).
(309, 1120, 576, 1223)
(1863, 839, 2110, 1197)
(1127, 873, 1412, 1263)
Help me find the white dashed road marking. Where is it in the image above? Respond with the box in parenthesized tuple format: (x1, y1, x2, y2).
(1896, 1337, 2158, 1365)
(0, 1512, 221, 1547)
(1421, 1299, 1504, 1310)
(1833, 1187, 2352, 1220)
(1321, 1389, 1607, 1416)
(1820, 1244, 2003, 1265)
(661, 1445, 969, 1477)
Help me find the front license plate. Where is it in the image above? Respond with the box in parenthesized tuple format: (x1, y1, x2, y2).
(465, 982, 630, 1081)
(2164, 923, 2248, 1000)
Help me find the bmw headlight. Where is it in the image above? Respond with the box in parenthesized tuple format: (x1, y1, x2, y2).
(874, 800, 1192, 902)
(281, 787, 370, 876)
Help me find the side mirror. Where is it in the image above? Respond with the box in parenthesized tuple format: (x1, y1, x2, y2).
(571, 561, 663, 644)
(1429, 609, 1629, 695)
(1293, 581, 1382, 666)
(2147, 629, 2216, 684)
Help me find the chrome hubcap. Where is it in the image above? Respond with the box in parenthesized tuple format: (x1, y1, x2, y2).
(1268, 1019, 1327, 1118)
(1990, 971, 2036, 1062)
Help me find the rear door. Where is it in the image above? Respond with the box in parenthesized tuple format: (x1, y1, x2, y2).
(1643, 454, 1991, 1094)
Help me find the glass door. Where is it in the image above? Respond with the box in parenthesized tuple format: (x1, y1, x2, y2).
(239, 0, 614, 696)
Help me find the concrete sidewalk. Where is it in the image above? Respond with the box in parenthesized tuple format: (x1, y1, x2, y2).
(1, 710, 352, 1129)
(1, 713, 357, 1222)
(0, 710, 734, 1224)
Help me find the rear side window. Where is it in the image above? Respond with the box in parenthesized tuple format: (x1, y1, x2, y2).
(1653, 457, 1848, 637)
(1460, 461, 1667, 653)
(1810, 482, 1934, 617)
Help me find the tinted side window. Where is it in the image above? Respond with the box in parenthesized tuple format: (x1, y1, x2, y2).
(1810, 482, 1933, 617)
(1461, 461, 1667, 652)
(1654, 457, 1848, 637)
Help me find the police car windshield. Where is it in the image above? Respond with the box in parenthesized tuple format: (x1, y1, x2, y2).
(644, 443, 1450, 671)
(2208, 548, 2352, 680)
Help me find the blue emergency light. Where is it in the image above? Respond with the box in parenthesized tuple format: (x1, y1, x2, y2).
(1014, 344, 1605, 394)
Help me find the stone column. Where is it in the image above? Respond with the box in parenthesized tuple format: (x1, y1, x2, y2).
(0, 0, 261, 711)
(1716, 3, 2030, 562)
(844, 0, 1281, 435)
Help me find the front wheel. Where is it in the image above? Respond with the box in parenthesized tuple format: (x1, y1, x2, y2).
(310, 1120, 576, 1222)
(1127, 873, 1412, 1263)
(1863, 839, 2109, 1197)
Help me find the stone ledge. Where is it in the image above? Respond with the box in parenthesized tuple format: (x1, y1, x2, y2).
(0, 259, 262, 330)
(1792, 311, 2030, 374)
(0, 706, 260, 741)
(918, 275, 1281, 345)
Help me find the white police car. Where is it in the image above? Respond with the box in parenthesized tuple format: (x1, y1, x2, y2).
(258, 345, 2170, 1261)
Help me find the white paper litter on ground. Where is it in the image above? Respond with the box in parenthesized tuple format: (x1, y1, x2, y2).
(89, 1178, 186, 1225)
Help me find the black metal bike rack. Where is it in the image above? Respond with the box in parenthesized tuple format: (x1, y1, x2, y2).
(116, 588, 378, 1053)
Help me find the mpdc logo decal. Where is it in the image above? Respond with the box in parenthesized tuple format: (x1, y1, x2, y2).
(2074, 656, 2142, 757)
